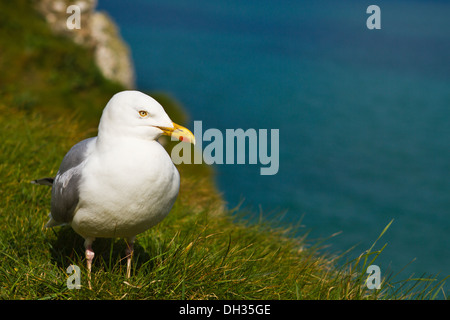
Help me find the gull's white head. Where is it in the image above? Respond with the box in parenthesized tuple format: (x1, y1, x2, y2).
(98, 90, 195, 144)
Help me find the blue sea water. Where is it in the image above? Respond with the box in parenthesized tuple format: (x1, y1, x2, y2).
(98, 0, 450, 289)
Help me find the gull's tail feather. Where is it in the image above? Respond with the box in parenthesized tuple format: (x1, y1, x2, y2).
(45, 213, 67, 228)
(31, 177, 54, 186)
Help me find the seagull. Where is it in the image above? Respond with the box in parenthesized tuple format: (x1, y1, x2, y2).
(32, 90, 195, 287)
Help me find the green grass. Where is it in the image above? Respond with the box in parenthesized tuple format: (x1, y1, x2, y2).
(0, 0, 123, 126)
(0, 0, 448, 300)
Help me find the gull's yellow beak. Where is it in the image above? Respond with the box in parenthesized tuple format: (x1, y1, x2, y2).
(156, 122, 196, 145)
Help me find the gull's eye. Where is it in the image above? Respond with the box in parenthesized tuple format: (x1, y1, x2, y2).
(139, 110, 148, 117)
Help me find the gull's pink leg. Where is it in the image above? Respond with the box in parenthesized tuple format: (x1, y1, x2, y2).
(125, 237, 135, 278)
(84, 238, 95, 289)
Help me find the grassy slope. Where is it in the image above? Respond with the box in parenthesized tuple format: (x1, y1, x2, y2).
(0, 0, 446, 300)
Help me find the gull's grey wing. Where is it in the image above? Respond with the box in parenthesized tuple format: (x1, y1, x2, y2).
(50, 137, 96, 225)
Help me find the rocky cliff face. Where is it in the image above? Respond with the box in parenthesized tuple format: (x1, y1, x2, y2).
(34, 0, 135, 89)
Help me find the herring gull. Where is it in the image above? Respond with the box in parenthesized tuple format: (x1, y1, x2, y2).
(32, 90, 195, 287)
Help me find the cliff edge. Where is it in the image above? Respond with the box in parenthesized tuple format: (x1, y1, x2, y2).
(34, 0, 135, 89)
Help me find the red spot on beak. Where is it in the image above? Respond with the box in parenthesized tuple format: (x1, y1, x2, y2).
(179, 136, 184, 142)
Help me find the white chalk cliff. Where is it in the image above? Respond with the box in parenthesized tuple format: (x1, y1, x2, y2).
(35, 0, 135, 89)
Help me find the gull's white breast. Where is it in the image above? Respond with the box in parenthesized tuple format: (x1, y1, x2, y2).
(71, 139, 180, 239)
